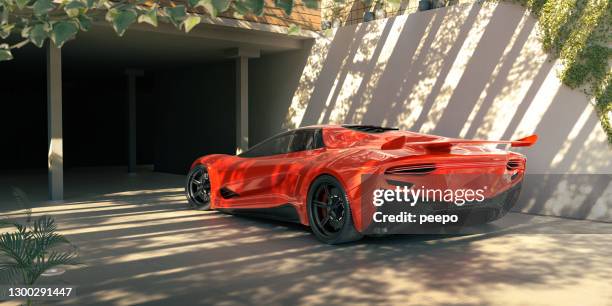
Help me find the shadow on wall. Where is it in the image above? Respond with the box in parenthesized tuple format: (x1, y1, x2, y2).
(250, 2, 612, 222)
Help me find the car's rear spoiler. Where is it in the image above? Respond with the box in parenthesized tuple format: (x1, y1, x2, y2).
(381, 134, 538, 153)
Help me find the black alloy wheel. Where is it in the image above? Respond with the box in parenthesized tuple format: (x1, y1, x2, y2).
(186, 165, 211, 210)
(307, 175, 362, 244)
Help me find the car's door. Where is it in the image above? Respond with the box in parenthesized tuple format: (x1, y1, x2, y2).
(223, 129, 322, 207)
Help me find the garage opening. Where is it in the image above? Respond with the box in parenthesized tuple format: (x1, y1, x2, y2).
(0, 23, 308, 205)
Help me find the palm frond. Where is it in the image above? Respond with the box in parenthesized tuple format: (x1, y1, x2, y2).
(0, 262, 25, 285)
(0, 215, 80, 286)
(32, 216, 57, 234)
(0, 220, 28, 235)
(37, 233, 70, 250)
(28, 251, 80, 285)
(0, 232, 37, 267)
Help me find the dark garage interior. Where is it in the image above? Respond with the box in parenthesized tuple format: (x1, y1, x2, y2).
(0, 28, 237, 176)
(0, 22, 312, 205)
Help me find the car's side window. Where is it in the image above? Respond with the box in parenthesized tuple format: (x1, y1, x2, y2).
(289, 130, 315, 153)
(239, 129, 324, 158)
(239, 133, 293, 158)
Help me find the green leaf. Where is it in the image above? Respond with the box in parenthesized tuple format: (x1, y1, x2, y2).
(29, 23, 48, 47)
(303, 0, 319, 9)
(137, 7, 158, 27)
(76, 14, 92, 31)
(96, 0, 109, 9)
(32, 0, 55, 16)
(196, 0, 218, 17)
(0, 44, 12, 61)
(0, 263, 22, 285)
(164, 5, 187, 28)
(187, 0, 199, 7)
(241, 0, 264, 16)
(183, 15, 200, 33)
(212, 0, 231, 13)
(50, 20, 78, 47)
(15, 0, 29, 9)
(65, 1, 86, 10)
(64, 1, 86, 17)
(287, 23, 300, 35)
(0, 23, 14, 39)
(233, 1, 249, 15)
(107, 8, 137, 36)
(275, 0, 293, 15)
(1, 6, 8, 26)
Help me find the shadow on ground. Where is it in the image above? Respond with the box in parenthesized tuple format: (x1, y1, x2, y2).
(2, 177, 611, 306)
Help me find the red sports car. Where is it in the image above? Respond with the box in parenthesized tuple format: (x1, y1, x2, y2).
(186, 125, 537, 244)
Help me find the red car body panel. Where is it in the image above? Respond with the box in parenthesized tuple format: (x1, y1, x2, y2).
(190, 125, 536, 232)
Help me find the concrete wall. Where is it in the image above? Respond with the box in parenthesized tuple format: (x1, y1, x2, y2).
(250, 2, 612, 221)
(250, 42, 314, 145)
(154, 61, 236, 174)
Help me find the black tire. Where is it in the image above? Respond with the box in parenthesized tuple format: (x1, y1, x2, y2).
(307, 175, 363, 244)
(185, 165, 212, 210)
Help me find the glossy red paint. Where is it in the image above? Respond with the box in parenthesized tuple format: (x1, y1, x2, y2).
(189, 125, 537, 232)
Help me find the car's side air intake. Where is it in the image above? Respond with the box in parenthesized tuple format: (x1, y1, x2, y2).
(385, 164, 437, 175)
(220, 187, 239, 199)
(506, 159, 522, 170)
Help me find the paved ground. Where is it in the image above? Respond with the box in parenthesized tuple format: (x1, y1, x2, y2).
(1, 168, 612, 306)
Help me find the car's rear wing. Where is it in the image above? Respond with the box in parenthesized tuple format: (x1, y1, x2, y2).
(381, 134, 538, 153)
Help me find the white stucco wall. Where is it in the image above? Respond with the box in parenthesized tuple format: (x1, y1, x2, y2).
(250, 2, 612, 222)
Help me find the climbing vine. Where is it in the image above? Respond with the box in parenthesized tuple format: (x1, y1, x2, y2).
(0, 0, 317, 61)
(511, 0, 611, 143)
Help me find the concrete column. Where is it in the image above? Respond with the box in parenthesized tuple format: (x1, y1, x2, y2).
(236, 56, 249, 153)
(47, 42, 63, 200)
(226, 47, 259, 154)
(125, 69, 143, 173)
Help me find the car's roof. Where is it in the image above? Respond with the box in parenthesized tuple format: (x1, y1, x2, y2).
(294, 125, 441, 149)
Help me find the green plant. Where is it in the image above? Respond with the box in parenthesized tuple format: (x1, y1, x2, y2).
(0, 215, 79, 287)
(0, 0, 320, 61)
(509, 0, 611, 143)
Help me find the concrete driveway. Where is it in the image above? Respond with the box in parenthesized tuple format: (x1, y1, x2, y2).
(1, 169, 612, 306)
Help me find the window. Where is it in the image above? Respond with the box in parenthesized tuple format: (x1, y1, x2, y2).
(239, 129, 324, 158)
(289, 129, 315, 152)
(239, 132, 293, 158)
(342, 124, 398, 133)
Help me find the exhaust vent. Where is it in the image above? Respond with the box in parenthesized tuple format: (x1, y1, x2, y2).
(506, 159, 522, 170)
(385, 164, 436, 175)
(220, 187, 239, 199)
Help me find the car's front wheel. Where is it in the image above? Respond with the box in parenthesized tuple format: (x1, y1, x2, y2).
(185, 165, 211, 210)
(307, 175, 363, 244)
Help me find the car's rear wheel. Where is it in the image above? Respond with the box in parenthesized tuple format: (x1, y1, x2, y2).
(307, 175, 363, 244)
(185, 165, 211, 210)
